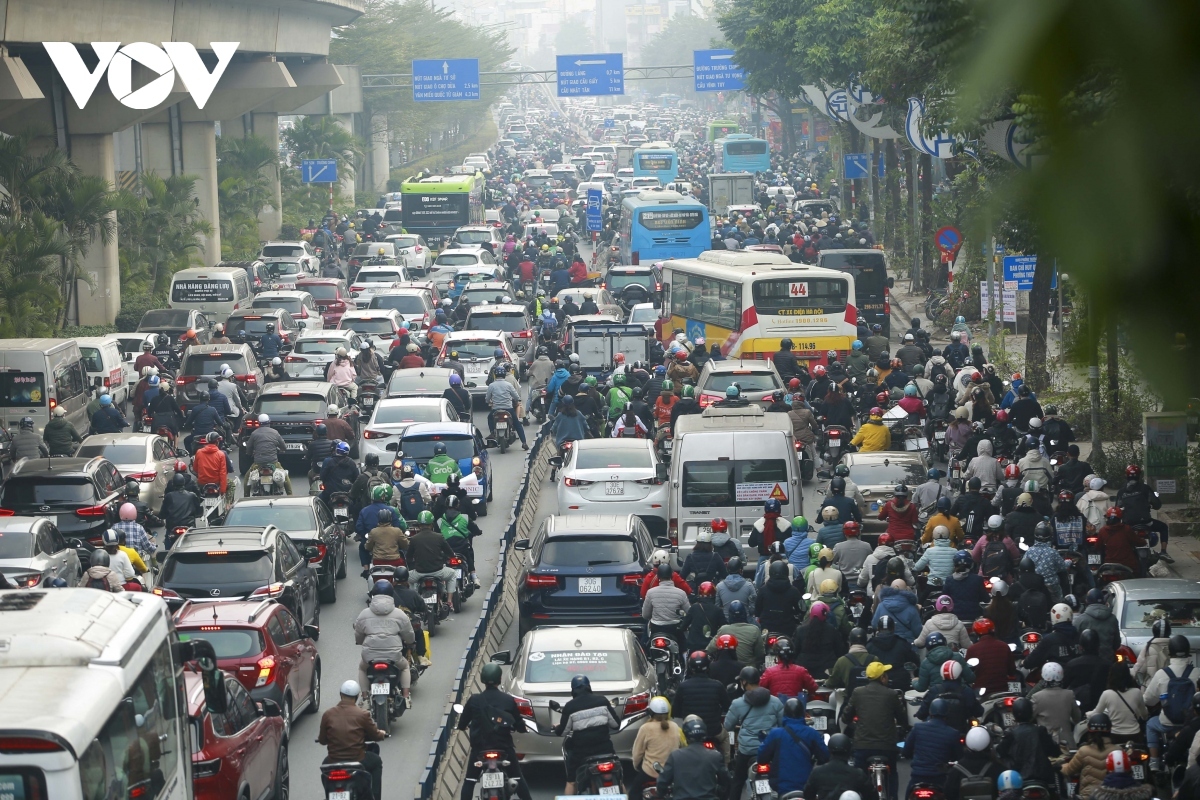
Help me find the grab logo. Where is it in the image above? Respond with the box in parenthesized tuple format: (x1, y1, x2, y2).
(44, 42, 239, 110)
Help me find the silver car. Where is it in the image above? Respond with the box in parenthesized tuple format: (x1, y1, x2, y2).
(1104, 579, 1200, 655)
(75, 432, 179, 511)
(489, 625, 656, 764)
(0, 516, 82, 587)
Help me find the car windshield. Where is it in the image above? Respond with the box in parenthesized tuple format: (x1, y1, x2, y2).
(0, 531, 33, 558)
(177, 629, 265, 659)
(182, 354, 250, 377)
(253, 297, 302, 313)
(294, 339, 349, 355)
(702, 372, 780, 393)
(1121, 599, 1200, 631)
(264, 262, 302, 277)
(357, 271, 404, 284)
(390, 236, 420, 249)
(139, 309, 192, 329)
(629, 307, 657, 323)
(261, 245, 306, 258)
(445, 340, 502, 359)
(370, 295, 427, 314)
(460, 289, 512, 306)
(373, 405, 445, 424)
(681, 460, 789, 507)
(436, 253, 481, 267)
(575, 447, 653, 470)
(848, 460, 929, 487)
(606, 272, 653, 290)
(453, 231, 494, 244)
(539, 537, 638, 567)
(524, 650, 632, 683)
(225, 505, 317, 534)
(162, 552, 272, 584)
(257, 396, 326, 416)
(299, 283, 341, 301)
(398, 435, 473, 461)
(388, 372, 453, 393)
(465, 312, 526, 333)
(75, 444, 147, 464)
(355, 244, 394, 257)
(1, 478, 95, 507)
(341, 318, 397, 335)
(79, 347, 105, 373)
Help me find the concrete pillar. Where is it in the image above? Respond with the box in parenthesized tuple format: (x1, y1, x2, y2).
(70, 134, 120, 325)
(253, 112, 283, 240)
(140, 122, 174, 176)
(180, 121, 221, 265)
(333, 113, 356, 204)
(370, 113, 389, 195)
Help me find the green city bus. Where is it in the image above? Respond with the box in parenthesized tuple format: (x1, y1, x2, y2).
(400, 173, 485, 240)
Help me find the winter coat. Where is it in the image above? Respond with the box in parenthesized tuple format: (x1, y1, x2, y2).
(997, 721, 1060, 784)
(757, 717, 829, 794)
(706, 622, 766, 666)
(914, 538, 958, 580)
(858, 545, 915, 589)
(844, 678, 909, 750)
(681, 599, 726, 652)
(1133, 638, 1170, 684)
(643, 584, 691, 626)
(672, 675, 728, 737)
(724, 686, 784, 754)
(965, 440, 1005, 489)
(804, 758, 879, 800)
(866, 632, 920, 691)
(941, 572, 988, 621)
(353, 594, 415, 661)
(793, 620, 845, 678)
(1032, 685, 1081, 748)
(966, 635, 1017, 696)
(1088, 689, 1147, 737)
(1062, 741, 1120, 799)
(903, 718, 963, 778)
(1075, 603, 1121, 659)
(1077, 489, 1112, 528)
(756, 577, 804, 634)
(915, 612, 971, 652)
(10, 428, 48, 459)
(716, 573, 756, 616)
(871, 587, 923, 643)
(915, 645, 975, 692)
(832, 538, 872, 580)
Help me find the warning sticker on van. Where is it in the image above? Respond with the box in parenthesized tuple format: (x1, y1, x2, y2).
(735, 482, 788, 503)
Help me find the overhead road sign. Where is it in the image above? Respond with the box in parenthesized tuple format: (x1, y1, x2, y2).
(843, 153, 870, 180)
(362, 64, 697, 89)
(693, 49, 744, 92)
(301, 159, 338, 183)
(555, 54, 624, 96)
(412, 58, 480, 102)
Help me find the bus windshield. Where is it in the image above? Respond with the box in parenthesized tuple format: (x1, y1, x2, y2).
(752, 277, 849, 314)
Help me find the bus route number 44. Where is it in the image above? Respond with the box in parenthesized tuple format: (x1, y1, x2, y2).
(789, 282, 809, 298)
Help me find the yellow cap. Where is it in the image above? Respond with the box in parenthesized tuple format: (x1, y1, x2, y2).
(866, 662, 892, 680)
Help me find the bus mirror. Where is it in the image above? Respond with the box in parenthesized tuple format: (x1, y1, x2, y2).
(177, 638, 228, 714)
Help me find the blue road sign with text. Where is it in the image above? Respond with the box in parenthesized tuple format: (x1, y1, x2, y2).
(586, 189, 603, 232)
(843, 153, 870, 180)
(1003, 254, 1056, 290)
(412, 58, 480, 102)
(693, 49, 744, 92)
(557, 53, 624, 97)
(301, 159, 337, 184)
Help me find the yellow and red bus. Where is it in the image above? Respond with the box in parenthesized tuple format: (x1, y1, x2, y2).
(657, 251, 858, 367)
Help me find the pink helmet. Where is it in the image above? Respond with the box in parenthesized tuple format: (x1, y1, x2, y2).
(935, 595, 954, 613)
(119, 502, 138, 522)
(809, 601, 830, 621)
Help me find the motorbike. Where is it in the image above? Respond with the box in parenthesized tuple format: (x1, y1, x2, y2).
(647, 633, 684, 700)
(805, 687, 836, 734)
(794, 440, 815, 482)
(1095, 563, 1134, 588)
(493, 409, 517, 454)
(358, 381, 381, 415)
(447, 554, 471, 611)
(472, 748, 520, 800)
(365, 559, 404, 596)
(417, 574, 449, 633)
(749, 763, 774, 800)
(576, 753, 623, 795)
(331, 492, 352, 531)
(1057, 549, 1092, 597)
(823, 425, 850, 465)
(548, 440, 575, 482)
(365, 658, 405, 732)
(529, 389, 549, 424)
(199, 482, 227, 527)
(318, 741, 379, 800)
(248, 463, 287, 496)
(847, 588, 871, 628)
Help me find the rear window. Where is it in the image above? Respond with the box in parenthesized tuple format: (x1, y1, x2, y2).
(460, 289, 512, 306)
(172, 279, 233, 303)
(847, 461, 929, 488)
(139, 309, 193, 328)
(1120, 599, 1200, 631)
(0, 531, 34, 558)
(253, 297, 301, 313)
(340, 318, 397, 335)
(225, 505, 317, 533)
(752, 278, 849, 314)
(575, 447, 653, 470)
(391, 236, 420, 249)
(178, 628, 264, 659)
(444, 340, 502, 360)
(162, 552, 272, 584)
(818, 252, 887, 297)
(605, 272, 653, 291)
(539, 537, 638, 567)
(229, 317, 280, 336)
(398, 434, 473, 461)
(436, 253, 481, 267)
(357, 271, 405, 284)
(354, 244, 394, 257)
(465, 312, 526, 333)
(702, 371, 780, 393)
(182, 354, 250, 377)
(0, 373, 47, 407)
(524, 650, 632, 683)
(681, 459, 789, 507)
(256, 396, 326, 417)
(76, 443, 147, 464)
(299, 284, 340, 301)
(294, 339, 349, 355)
(261, 245, 306, 258)
(264, 262, 302, 277)
(389, 373, 452, 393)
(373, 405, 445, 424)
(453, 231, 494, 245)
(1, 478, 96, 507)
(370, 295, 427, 314)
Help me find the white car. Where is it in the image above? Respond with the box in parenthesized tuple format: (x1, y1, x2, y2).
(631, 177, 661, 191)
(383, 234, 434, 275)
(626, 302, 658, 331)
(429, 248, 499, 290)
(337, 309, 406, 350)
(450, 225, 505, 251)
(367, 288, 435, 329)
(439, 331, 517, 398)
(259, 241, 320, 274)
(250, 290, 324, 331)
(283, 330, 364, 380)
(555, 439, 670, 536)
(360, 397, 461, 463)
(350, 265, 411, 308)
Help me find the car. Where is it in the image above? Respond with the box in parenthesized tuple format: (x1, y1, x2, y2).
(259, 258, 315, 288)
(1104, 579, 1200, 656)
(390, 279, 444, 309)
(556, 440, 670, 535)
(226, 309, 301, 353)
(75, 336, 135, 408)
(456, 281, 518, 309)
(368, 288, 435, 329)
(552, 287, 623, 319)
(382, 233, 434, 275)
(295, 278, 353, 328)
(360, 397, 461, 463)
(107, 331, 160, 364)
(794, 198, 837, 217)
(489, 625, 655, 763)
(153, 525, 321, 631)
(75, 432, 179, 511)
(259, 240, 320, 275)
(137, 307, 213, 348)
(429, 248, 499, 290)
(438, 331, 518, 398)
(463, 303, 537, 368)
(349, 264, 411, 308)
(282, 330, 365, 381)
(236, 381, 355, 470)
(396, 422, 492, 506)
(337, 309, 406, 351)
(0, 516, 83, 587)
(225, 497, 348, 604)
(832, 450, 930, 532)
(0, 457, 124, 545)
(616, 167, 635, 184)
(601, 264, 663, 308)
(450, 225, 505, 252)
(696, 360, 784, 410)
(626, 302, 658, 331)
(250, 290, 324, 331)
(349, 241, 398, 272)
(184, 668, 290, 800)
(176, 344, 265, 413)
(386, 367, 464, 400)
(448, 265, 507, 301)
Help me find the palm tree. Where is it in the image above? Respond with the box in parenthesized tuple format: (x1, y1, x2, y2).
(44, 173, 122, 327)
(0, 212, 70, 337)
(0, 132, 73, 221)
(217, 134, 279, 259)
(282, 116, 365, 178)
(118, 172, 213, 296)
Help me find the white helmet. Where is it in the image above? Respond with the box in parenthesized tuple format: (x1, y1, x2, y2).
(335, 346, 348, 357)
(1029, 417, 1043, 429)
(651, 549, 670, 567)
(568, 353, 580, 363)
(328, 404, 339, 415)
(1042, 662, 1064, 684)
(1051, 603, 1073, 625)
(987, 514, 1003, 531)
(101, 528, 120, 547)
(839, 793, 862, 800)
(696, 530, 713, 544)
(258, 414, 270, 425)
(965, 726, 991, 752)
(340, 680, 361, 697)
(220, 364, 233, 378)
(933, 525, 949, 540)
(648, 696, 670, 715)
(990, 578, 1009, 597)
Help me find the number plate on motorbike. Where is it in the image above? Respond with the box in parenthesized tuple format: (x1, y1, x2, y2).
(1002, 712, 1015, 727)
(371, 682, 390, 695)
(285, 443, 304, 451)
(1132, 765, 1144, 780)
(598, 786, 621, 796)
(480, 773, 505, 789)
(578, 577, 602, 594)
(364, 397, 375, 408)
(755, 780, 772, 795)
(456, 569, 464, 579)
(605, 481, 624, 496)
(852, 604, 864, 615)
(1088, 554, 1101, 565)
(1008, 681, 1022, 693)
(764, 655, 777, 668)
(329, 791, 351, 800)
(811, 716, 828, 730)
(424, 595, 438, 605)
(1066, 781, 1077, 797)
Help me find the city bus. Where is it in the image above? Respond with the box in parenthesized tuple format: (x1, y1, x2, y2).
(619, 190, 710, 265)
(657, 251, 858, 366)
(720, 133, 771, 173)
(631, 144, 679, 184)
(400, 173, 485, 242)
(706, 120, 740, 141)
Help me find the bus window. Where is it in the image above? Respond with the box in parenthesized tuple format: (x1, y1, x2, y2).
(672, 273, 741, 330)
(752, 278, 849, 314)
(818, 251, 887, 298)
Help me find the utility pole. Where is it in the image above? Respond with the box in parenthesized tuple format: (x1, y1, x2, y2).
(988, 235, 997, 340)
(1089, 301, 1103, 461)
(908, 151, 919, 291)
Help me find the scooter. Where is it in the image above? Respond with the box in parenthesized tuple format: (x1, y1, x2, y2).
(417, 574, 449, 633)
(365, 658, 405, 732)
(749, 763, 774, 800)
(575, 754, 623, 795)
(331, 492, 352, 531)
(248, 463, 287, 496)
(318, 742, 380, 800)
(528, 388, 549, 424)
(358, 381, 381, 415)
(648, 633, 684, 701)
(199, 482, 227, 527)
(493, 409, 517, 454)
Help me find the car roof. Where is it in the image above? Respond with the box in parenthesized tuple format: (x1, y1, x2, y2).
(259, 381, 334, 396)
(254, 290, 311, 299)
(341, 309, 402, 319)
(444, 330, 506, 341)
(546, 513, 638, 536)
(843, 452, 927, 467)
(372, 288, 427, 297)
(524, 625, 632, 650)
(294, 329, 357, 342)
(229, 309, 285, 319)
(78, 433, 157, 447)
(461, 281, 512, 290)
(400, 421, 475, 438)
(572, 439, 653, 453)
(391, 367, 457, 380)
(0, 516, 51, 533)
(1109, 579, 1200, 601)
(169, 526, 280, 553)
(231, 496, 321, 514)
(10, 457, 102, 477)
(377, 397, 445, 408)
(175, 598, 283, 628)
(468, 304, 526, 314)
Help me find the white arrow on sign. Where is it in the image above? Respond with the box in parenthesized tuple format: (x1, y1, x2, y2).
(442, 61, 449, 73)
(308, 163, 329, 182)
(575, 59, 606, 66)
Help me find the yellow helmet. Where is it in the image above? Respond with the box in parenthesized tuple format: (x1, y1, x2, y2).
(376, 247, 385, 255)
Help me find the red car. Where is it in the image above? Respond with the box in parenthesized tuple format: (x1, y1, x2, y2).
(176, 599, 321, 738)
(297, 277, 353, 327)
(187, 669, 288, 800)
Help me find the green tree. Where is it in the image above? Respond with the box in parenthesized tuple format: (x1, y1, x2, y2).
(0, 212, 70, 337)
(217, 134, 278, 260)
(118, 173, 213, 297)
(43, 173, 121, 327)
(282, 116, 365, 179)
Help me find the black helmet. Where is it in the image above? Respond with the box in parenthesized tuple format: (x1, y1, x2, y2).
(197, 390, 210, 403)
(967, 477, 982, 492)
(1078, 628, 1100, 655)
(1170, 634, 1191, 658)
(768, 560, 788, 580)
(433, 442, 447, 455)
(631, 387, 644, 400)
(682, 718, 707, 743)
(928, 698, 948, 718)
(1012, 697, 1034, 723)
(728, 600, 747, 622)
(688, 651, 710, 673)
(570, 674, 591, 696)
(171, 473, 187, 488)
(393, 565, 409, 584)
(656, 562, 672, 580)
(377, 508, 393, 526)
(315, 423, 328, 438)
(738, 666, 761, 685)
(875, 615, 895, 632)
(886, 556, 906, 578)
(1019, 556, 1036, 573)
(827, 733, 853, 758)
(1034, 522, 1053, 542)
(780, 338, 794, 351)
(847, 628, 867, 647)
(783, 697, 805, 718)
(773, 637, 794, 660)
(1087, 713, 1112, 734)
(371, 579, 393, 596)
(265, 322, 276, 333)
(936, 496, 952, 512)
(726, 556, 742, 576)
(124, 480, 140, 497)
(772, 389, 786, 402)
(481, 663, 503, 686)
(1153, 619, 1172, 639)
(829, 476, 846, 495)
(365, 453, 380, 467)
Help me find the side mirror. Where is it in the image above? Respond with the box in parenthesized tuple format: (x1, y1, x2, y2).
(548, 699, 562, 712)
(655, 463, 668, 483)
(490, 650, 513, 665)
(966, 657, 980, 667)
(306, 545, 321, 560)
(297, 320, 307, 329)
(260, 699, 283, 717)
(816, 470, 832, 480)
(548, 456, 563, 468)
(902, 662, 917, 672)
(887, 276, 895, 289)
(303, 624, 319, 640)
(513, 539, 531, 550)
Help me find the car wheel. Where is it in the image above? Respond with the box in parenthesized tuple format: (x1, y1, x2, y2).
(304, 663, 322, 715)
(336, 549, 347, 580)
(280, 694, 292, 742)
(319, 571, 337, 604)
(487, 482, 493, 502)
(273, 741, 290, 800)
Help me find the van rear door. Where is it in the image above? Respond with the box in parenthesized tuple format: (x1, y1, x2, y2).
(731, 432, 798, 551)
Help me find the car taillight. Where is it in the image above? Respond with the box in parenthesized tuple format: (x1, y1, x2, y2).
(514, 696, 534, 719)
(176, 376, 197, 386)
(242, 418, 260, 431)
(622, 573, 642, 586)
(699, 394, 716, 408)
(414, 246, 423, 253)
(351, 285, 364, 293)
(236, 374, 257, 385)
(285, 355, 308, 363)
(1116, 644, 1137, 664)
(255, 655, 276, 687)
(363, 430, 390, 439)
(152, 586, 181, 599)
(13, 574, 40, 588)
(562, 477, 593, 487)
(754, 764, 770, 775)
(329, 301, 346, 312)
(635, 476, 661, 486)
(513, 330, 532, 338)
(308, 544, 327, 564)
(0, 508, 17, 517)
(75, 504, 108, 518)
(251, 582, 285, 598)
(524, 573, 558, 589)
(127, 471, 157, 483)
(298, 309, 308, 318)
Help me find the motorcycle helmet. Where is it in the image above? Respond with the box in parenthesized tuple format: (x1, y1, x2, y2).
(940, 660, 962, 681)
(371, 485, 393, 502)
(687, 651, 710, 673)
(119, 502, 138, 522)
(928, 698, 949, 718)
(101, 528, 120, 547)
(481, 663, 502, 686)
(997, 772, 1023, 792)
(570, 675, 591, 696)
(1079, 629, 1100, 655)
(728, 600, 747, 622)
(656, 563, 672, 581)
(843, 521, 861, 537)
(936, 495, 952, 512)
(935, 595, 954, 613)
(1087, 713, 1112, 735)
(847, 628, 867, 647)
(715, 634, 738, 651)
(335, 440, 350, 456)
(965, 726, 991, 752)
(90, 550, 111, 568)
(124, 480, 140, 498)
(893, 484, 910, 498)
(1169, 634, 1191, 658)
(1011, 696, 1034, 723)
(738, 666, 761, 685)
(925, 632, 947, 649)
(995, 409, 1009, 423)
(1004, 464, 1021, 480)
(1042, 662, 1064, 684)
(1153, 619, 1172, 639)
(876, 615, 895, 631)
(783, 696, 806, 718)
(417, 510, 435, 526)
(878, 532, 892, 547)
(1050, 603, 1073, 624)
(768, 560, 789, 581)
(1125, 464, 1143, 480)
(376, 508, 393, 526)
(967, 477, 982, 492)
(340, 680, 361, 697)
(697, 581, 716, 598)
(393, 565, 409, 584)
(827, 733, 853, 758)
(774, 636, 796, 659)
(1104, 507, 1123, 522)
(1019, 556, 1037, 573)
(371, 579, 393, 596)
(681, 718, 707, 744)
(987, 514, 1003, 531)
(972, 618, 995, 637)
(953, 550, 973, 572)
(1034, 522, 1053, 542)
(829, 477, 846, 495)
(764, 498, 782, 515)
(904, 384, 918, 397)
(990, 578, 1009, 597)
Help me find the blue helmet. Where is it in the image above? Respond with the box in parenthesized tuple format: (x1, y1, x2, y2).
(570, 674, 591, 696)
(335, 441, 350, 456)
(904, 384, 918, 397)
(953, 550, 973, 571)
(852, 340, 863, 351)
(148, 375, 160, 386)
(925, 631, 947, 649)
(100, 394, 113, 406)
(928, 698, 949, 718)
(654, 365, 666, 375)
(494, 348, 505, 359)
(726, 385, 740, 398)
(449, 373, 462, 385)
(728, 600, 747, 622)
(764, 499, 782, 515)
(371, 579, 393, 596)
(997, 772, 1023, 791)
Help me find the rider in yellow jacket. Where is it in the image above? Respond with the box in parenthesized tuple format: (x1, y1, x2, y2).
(850, 408, 892, 452)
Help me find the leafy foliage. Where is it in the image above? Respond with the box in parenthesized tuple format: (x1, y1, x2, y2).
(117, 173, 213, 298)
(217, 135, 278, 260)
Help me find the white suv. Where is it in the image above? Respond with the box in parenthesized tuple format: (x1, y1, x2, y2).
(259, 241, 320, 274)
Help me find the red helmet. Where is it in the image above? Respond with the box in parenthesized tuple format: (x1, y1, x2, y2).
(1106, 750, 1129, 775)
(995, 409, 1009, 423)
(1125, 464, 1142, 479)
(878, 532, 892, 547)
(711, 517, 729, 533)
(869, 407, 884, 417)
(1105, 507, 1123, 522)
(876, 391, 889, 404)
(698, 581, 716, 598)
(715, 633, 738, 651)
(842, 521, 861, 537)
(972, 618, 995, 637)
(812, 365, 827, 378)
(674, 350, 688, 361)
(788, 378, 802, 390)
(614, 353, 626, 364)
(174, 460, 189, 473)
(971, 371, 982, 382)
(1004, 464, 1021, 480)
(1057, 490, 1075, 504)
(940, 660, 963, 681)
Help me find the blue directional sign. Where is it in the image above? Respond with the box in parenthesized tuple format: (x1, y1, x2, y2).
(586, 189, 603, 232)
(843, 153, 870, 180)
(693, 49, 744, 92)
(301, 159, 338, 184)
(556, 53, 624, 97)
(412, 58, 480, 102)
(686, 319, 706, 344)
(603, 118, 615, 128)
(1003, 254, 1056, 290)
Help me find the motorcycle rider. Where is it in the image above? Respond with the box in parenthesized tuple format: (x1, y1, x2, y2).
(242, 414, 292, 495)
(355, 579, 415, 707)
(1096, 507, 1145, 576)
(1031, 661, 1081, 747)
(556, 675, 620, 795)
(941, 551, 988, 621)
(866, 615, 920, 692)
(320, 441, 359, 505)
(438, 496, 482, 586)
(757, 697, 829, 797)
(425, 441, 462, 486)
(457, 663, 533, 800)
(100, 528, 142, 591)
(182, 391, 222, 452)
(259, 322, 284, 362)
(306, 423, 335, 481)
(749, 498, 792, 557)
(364, 508, 409, 564)
(1142, 633, 1198, 769)
(672, 651, 730, 751)
(318, 680, 387, 800)
(863, 325, 889, 361)
(1025, 603, 1084, 675)
(996, 696, 1061, 788)
(406, 510, 459, 593)
(773, 338, 802, 381)
(724, 666, 784, 800)
(43, 406, 82, 455)
(91, 393, 129, 434)
(485, 364, 528, 450)
(850, 407, 891, 452)
(159, 473, 201, 546)
(324, 405, 355, 446)
(11, 415, 48, 459)
(658, 717, 731, 800)
(804, 733, 877, 800)
(193, 431, 235, 509)
(1116, 463, 1171, 561)
(756, 560, 805, 635)
(525, 346, 555, 421)
(643, 562, 691, 642)
(942, 331, 970, 370)
(945, 727, 1001, 800)
(81, 549, 124, 592)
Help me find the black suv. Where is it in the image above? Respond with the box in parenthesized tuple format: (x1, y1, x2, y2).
(154, 525, 321, 635)
(236, 381, 357, 472)
(602, 264, 663, 309)
(0, 457, 124, 545)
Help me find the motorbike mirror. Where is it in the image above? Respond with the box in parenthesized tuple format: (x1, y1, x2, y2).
(305, 546, 321, 560)
(548, 456, 563, 468)
(513, 539, 531, 550)
(979, 687, 987, 697)
(548, 700, 562, 712)
(490, 650, 513, 665)
(903, 663, 917, 672)
(802, 593, 812, 601)
(303, 624, 319, 639)
(897, 742, 907, 749)
(967, 658, 980, 667)
(1019, 542, 1029, 551)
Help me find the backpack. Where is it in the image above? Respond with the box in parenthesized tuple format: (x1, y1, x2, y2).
(844, 652, 873, 696)
(981, 540, 1013, 578)
(688, 552, 724, 586)
(871, 557, 890, 589)
(473, 697, 517, 738)
(84, 572, 111, 591)
(365, 470, 388, 497)
(397, 482, 426, 521)
(1162, 666, 1195, 724)
(918, 485, 944, 523)
(953, 762, 996, 800)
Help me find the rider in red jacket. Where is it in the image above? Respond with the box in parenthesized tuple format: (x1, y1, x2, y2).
(964, 618, 1018, 696)
(759, 641, 819, 699)
(1097, 507, 1146, 575)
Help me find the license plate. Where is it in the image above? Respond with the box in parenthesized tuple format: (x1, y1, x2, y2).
(371, 682, 390, 695)
(285, 443, 304, 451)
(812, 715, 828, 730)
(466, 364, 486, 374)
(1088, 554, 1101, 565)
(329, 792, 351, 800)
(480, 773, 505, 790)
(598, 787, 621, 796)
(1067, 782, 1077, 797)
(1008, 681, 1022, 693)
(1002, 712, 1015, 727)
(852, 604, 864, 616)
(605, 481, 625, 496)
(364, 397, 376, 408)
(456, 569, 464, 579)
(755, 780, 772, 795)
(764, 655, 777, 668)
(578, 577, 602, 594)
(1132, 765, 1144, 780)
(309, 365, 325, 375)
(424, 595, 438, 605)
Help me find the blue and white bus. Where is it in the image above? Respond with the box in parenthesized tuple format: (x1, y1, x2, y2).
(721, 134, 771, 173)
(631, 144, 680, 184)
(620, 189, 710, 265)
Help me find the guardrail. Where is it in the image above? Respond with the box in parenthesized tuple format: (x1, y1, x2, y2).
(413, 427, 553, 800)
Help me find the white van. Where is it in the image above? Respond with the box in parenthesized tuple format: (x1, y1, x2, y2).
(169, 265, 253, 324)
(0, 339, 91, 436)
(74, 337, 134, 407)
(669, 404, 801, 564)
